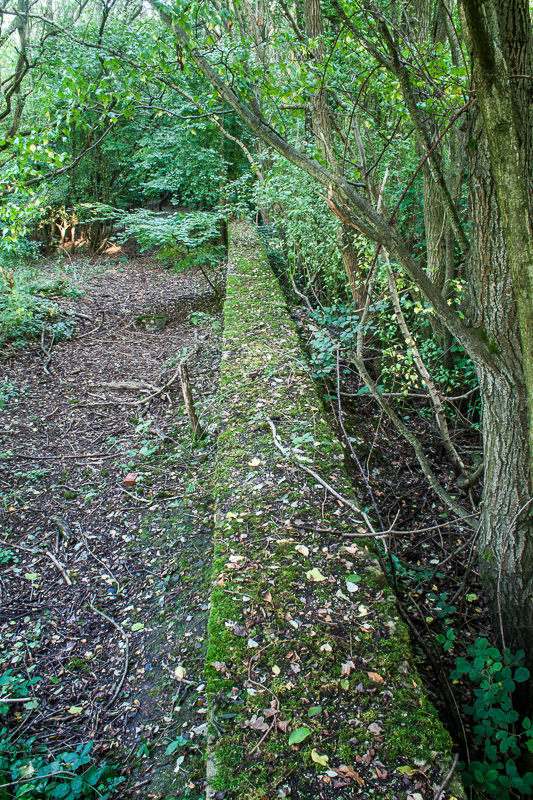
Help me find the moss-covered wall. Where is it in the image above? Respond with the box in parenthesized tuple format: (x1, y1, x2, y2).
(206, 221, 464, 799)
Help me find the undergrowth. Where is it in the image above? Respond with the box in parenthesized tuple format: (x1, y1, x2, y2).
(0, 265, 80, 345)
(0, 669, 123, 799)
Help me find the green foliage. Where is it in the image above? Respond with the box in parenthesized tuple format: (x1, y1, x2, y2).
(255, 161, 352, 303)
(0, 669, 123, 799)
(0, 735, 124, 799)
(121, 210, 223, 253)
(0, 378, 17, 410)
(0, 266, 76, 345)
(307, 304, 360, 378)
(451, 640, 533, 798)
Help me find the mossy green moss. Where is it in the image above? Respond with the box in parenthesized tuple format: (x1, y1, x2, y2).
(206, 221, 463, 799)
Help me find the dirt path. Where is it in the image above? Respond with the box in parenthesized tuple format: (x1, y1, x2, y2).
(0, 253, 220, 798)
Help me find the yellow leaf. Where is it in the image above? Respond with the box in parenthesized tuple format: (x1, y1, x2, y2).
(272, 665, 281, 675)
(68, 706, 84, 715)
(306, 568, 326, 582)
(175, 665, 186, 679)
(295, 544, 309, 557)
(248, 457, 261, 466)
(311, 749, 329, 766)
(367, 672, 384, 683)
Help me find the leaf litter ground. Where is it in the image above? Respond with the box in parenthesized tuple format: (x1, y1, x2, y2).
(0, 248, 221, 798)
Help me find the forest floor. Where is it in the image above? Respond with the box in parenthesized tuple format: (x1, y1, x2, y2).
(0, 248, 222, 798)
(0, 245, 489, 799)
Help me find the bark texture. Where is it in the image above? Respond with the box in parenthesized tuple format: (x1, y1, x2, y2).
(466, 102, 533, 677)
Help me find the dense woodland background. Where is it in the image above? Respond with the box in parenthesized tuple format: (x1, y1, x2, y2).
(4, 0, 533, 797)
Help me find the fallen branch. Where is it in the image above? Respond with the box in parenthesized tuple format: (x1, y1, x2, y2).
(99, 380, 158, 392)
(179, 363, 206, 439)
(89, 598, 130, 709)
(40, 326, 55, 376)
(135, 343, 200, 406)
(433, 753, 459, 800)
(3, 451, 117, 461)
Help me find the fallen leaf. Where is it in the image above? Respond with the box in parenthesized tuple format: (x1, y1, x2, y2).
(368, 722, 382, 734)
(308, 705, 322, 717)
(306, 568, 326, 582)
(344, 545, 359, 554)
(367, 671, 384, 683)
(340, 678, 349, 690)
(320, 642, 332, 652)
(272, 665, 281, 675)
(68, 706, 83, 715)
(277, 719, 289, 732)
(212, 661, 226, 672)
(295, 544, 309, 557)
(338, 765, 358, 779)
(288, 726, 311, 745)
(311, 749, 329, 766)
(346, 582, 358, 593)
(397, 765, 415, 776)
(229, 554, 245, 563)
(247, 638, 259, 648)
(173, 755, 185, 773)
(341, 660, 355, 677)
(175, 665, 186, 679)
(244, 714, 269, 732)
(233, 624, 247, 637)
(248, 457, 261, 466)
(264, 590, 273, 603)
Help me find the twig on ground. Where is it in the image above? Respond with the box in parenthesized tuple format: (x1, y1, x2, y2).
(89, 598, 130, 709)
(266, 416, 379, 537)
(40, 326, 56, 376)
(136, 344, 200, 406)
(0, 697, 33, 703)
(76, 522, 120, 589)
(44, 550, 72, 585)
(75, 311, 104, 339)
(433, 753, 459, 800)
(3, 451, 117, 461)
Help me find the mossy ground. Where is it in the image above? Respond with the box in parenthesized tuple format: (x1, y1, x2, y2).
(205, 222, 463, 799)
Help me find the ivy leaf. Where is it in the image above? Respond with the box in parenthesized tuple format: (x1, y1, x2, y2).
(288, 726, 311, 745)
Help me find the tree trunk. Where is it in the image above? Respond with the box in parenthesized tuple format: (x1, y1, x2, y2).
(461, 0, 533, 483)
(466, 102, 533, 687)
